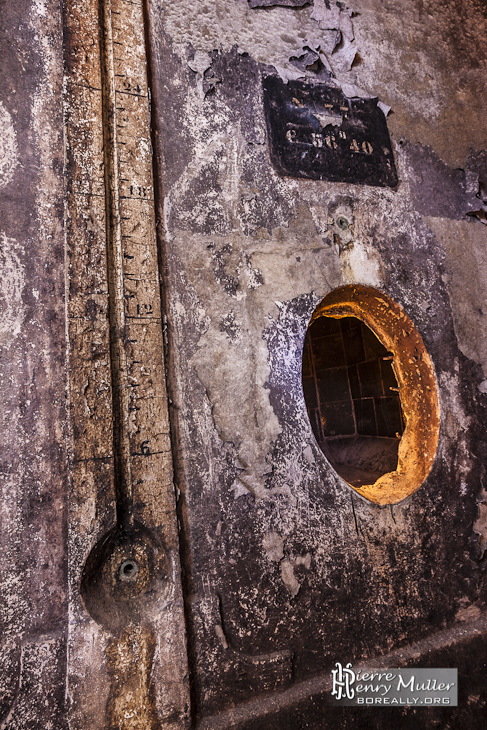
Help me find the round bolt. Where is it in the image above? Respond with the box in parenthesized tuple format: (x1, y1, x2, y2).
(336, 216, 350, 230)
(119, 559, 139, 582)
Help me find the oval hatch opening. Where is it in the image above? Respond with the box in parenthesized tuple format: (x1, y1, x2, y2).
(301, 285, 440, 505)
(303, 315, 403, 488)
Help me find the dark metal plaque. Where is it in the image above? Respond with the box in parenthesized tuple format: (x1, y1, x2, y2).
(263, 76, 398, 187)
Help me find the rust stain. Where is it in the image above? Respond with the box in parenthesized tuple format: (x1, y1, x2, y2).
(312, 284, 440, 504)
(106, 626, 159, 730)
(64, 0, 190, 725)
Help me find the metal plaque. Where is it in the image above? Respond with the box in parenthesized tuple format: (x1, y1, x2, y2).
(263, 75, 398, 187)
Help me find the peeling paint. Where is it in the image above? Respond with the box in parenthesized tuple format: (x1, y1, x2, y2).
(262, 531, 284, 561)
(0, 234, 25, 344)
(162, 1, 366, 91)
(280, 553, 311, 597)
(0, 103, 18, 189)
(427, 217, 487, 379)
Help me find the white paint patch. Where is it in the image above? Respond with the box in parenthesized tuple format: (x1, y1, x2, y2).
(341, 240, 384, 288)
(302, 444, 315, 464)
(280, 559, 300, 597)
(262, 532, 284, 562)
(0, 233, 25, 345)
(438, 369, 471, 437)
(378, 101, 391, 117)
(312, 112, 342, 128)
(32, 0, 47, 16)
(280, 553, 311, 596)
(187, 51, 212, 98)
(0, 103, 19, 190)
(230, 479, 250, 499)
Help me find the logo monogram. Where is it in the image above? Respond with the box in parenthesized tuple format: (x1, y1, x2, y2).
(331, 662, 356, 700)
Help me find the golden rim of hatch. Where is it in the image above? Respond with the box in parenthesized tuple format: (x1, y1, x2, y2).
(310, 284, 440, 505)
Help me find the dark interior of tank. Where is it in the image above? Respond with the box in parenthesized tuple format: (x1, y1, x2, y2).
(302, 316, 404, 487)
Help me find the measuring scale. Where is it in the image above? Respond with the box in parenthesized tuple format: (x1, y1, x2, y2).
(65, 0, 189, 726)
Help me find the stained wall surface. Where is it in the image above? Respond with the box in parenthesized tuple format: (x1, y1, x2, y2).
(147, 0, 487, 725)
(0, 0, 487, 728)
(0, 0, 68, 726)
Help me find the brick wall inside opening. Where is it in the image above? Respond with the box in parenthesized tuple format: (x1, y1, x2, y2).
(302, 316, 404, 445)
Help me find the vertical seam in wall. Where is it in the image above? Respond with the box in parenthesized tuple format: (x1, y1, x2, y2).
(60, 0, 72, 716)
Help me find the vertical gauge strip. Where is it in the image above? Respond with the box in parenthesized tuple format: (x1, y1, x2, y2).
(100, 0, 163, 528)
(100, 0, 166, 527)
(100, 0, 134, 528)
(64, 0, 190, 726)
(108, 0, 173, 531)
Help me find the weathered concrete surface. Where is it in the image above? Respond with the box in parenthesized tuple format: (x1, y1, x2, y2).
(1, 0, 487, 727)
(0, 0, 68, 726)
(426, 218, 487, 381)
(196, 610, 487, 729)
(147, 0, 487, 725)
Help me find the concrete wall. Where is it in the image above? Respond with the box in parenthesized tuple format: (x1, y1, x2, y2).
(0, 0, 68, 726)
(147, 0, 487, 724)
(0, 0, 487, 727)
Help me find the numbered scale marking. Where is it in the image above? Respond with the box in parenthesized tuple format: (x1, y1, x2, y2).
(66, 0, 190, 723)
